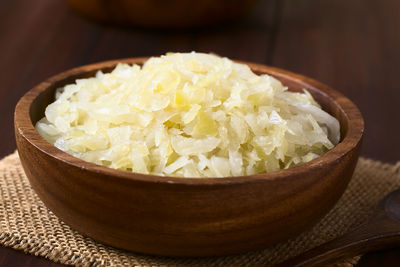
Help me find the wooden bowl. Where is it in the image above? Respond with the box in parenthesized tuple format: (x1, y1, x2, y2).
(65, 0, 259, 28)
(14, 58, 364, 257)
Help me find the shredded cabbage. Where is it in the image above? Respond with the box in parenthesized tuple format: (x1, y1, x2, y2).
(35, 52, 340, 177)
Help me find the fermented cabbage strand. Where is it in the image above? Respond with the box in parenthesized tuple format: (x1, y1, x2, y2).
(36, 52, 340, 177)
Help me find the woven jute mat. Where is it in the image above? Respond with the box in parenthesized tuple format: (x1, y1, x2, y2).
(0, 151, 399, 266)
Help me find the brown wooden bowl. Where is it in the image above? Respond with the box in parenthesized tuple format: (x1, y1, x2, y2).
(65, 0, 259, 28)
(14, 58, 364, 257)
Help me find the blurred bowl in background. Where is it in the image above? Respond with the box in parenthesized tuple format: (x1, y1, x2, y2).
(65, 0, 260, 28)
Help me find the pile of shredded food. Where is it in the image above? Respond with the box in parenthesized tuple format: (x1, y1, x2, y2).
(36, 52, 340, 177)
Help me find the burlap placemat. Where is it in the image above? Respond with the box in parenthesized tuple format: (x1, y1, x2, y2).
(0, 151, 399, 266)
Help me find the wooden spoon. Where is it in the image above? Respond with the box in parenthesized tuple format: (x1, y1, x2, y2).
(274, 188, 400, 267)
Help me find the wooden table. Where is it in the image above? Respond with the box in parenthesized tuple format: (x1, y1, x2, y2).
(1, 0, 399, 266)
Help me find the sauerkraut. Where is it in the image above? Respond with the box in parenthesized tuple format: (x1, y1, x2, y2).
(36, 52, 340, 177)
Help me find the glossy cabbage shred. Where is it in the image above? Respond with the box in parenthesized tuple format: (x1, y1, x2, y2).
(35, 52, 340, 177)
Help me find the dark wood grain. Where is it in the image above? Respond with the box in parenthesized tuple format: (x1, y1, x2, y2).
(357, 247, 400, 266)
(274, 189, 400, 266)
(14, 58, 363, 257)
(0, 0, 399, 265)
(272, 0, 400, 163)
(65, 0, 259, 28)
(0, 246, 63, 267)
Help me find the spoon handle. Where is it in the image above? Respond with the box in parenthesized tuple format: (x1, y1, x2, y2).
(274, 213, 400, 267)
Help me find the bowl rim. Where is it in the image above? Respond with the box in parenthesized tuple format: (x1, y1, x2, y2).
(15, 57, 364, 185)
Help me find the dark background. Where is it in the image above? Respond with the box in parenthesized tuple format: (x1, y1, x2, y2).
(0, 0, 399, 266)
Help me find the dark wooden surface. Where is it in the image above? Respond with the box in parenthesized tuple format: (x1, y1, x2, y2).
(1, 0, 399, 265)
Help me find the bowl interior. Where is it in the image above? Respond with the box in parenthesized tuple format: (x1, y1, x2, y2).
(30, 62, 349, 141)
(24, 58, 362, 184)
